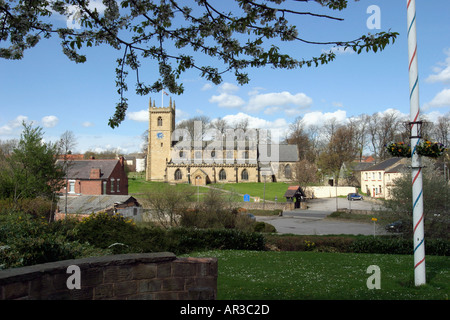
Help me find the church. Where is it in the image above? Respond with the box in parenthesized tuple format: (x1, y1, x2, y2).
(145, 98, 299, 185)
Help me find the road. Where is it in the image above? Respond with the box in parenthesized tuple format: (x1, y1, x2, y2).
(256, 198, 387, 236)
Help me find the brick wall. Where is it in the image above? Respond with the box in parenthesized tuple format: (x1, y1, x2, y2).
(0, 253, 217, 300)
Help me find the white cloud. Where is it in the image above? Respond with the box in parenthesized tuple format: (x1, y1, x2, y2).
(426, 48, 450, 84)
(221, 112, 289, 141)
(176, 108, 190, 121)
(209, 93, 246, 108)
(201, 83, 213, 91)
(301, 109, 348, 127)
(41, 115, 59, 128)
(82, 121, 95, 127)
(208, 82, 246, 108)
(127, 110, 148, 122)
(219, 82, 240, 93)
(424, 88, 450, 109)
(0, 115, 29, 135)
(245, 91, 312, 113)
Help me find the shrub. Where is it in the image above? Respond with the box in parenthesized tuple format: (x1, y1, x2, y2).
(0, 198, 54, 220)
(165, 228, 266, 254)
(253, 221, 276, 233)
(265, 235, 355, 253)
(0, 212, 109, 269)
(74, 212, 139, 252)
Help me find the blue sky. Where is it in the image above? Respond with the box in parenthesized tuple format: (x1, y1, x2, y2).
(1, 0, 449, 154)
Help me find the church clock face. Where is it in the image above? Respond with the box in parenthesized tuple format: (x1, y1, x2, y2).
(156, 132, 164, 139)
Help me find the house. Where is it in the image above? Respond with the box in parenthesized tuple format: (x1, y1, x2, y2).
(124, 153, 146, 173)
(57, 157, 128, 196)
(339, 161, 375, 187)
(55, 195, 142, 221)
(360, 157, 407, 199)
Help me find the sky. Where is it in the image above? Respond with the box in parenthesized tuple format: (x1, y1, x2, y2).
(1, 0, 449, 154)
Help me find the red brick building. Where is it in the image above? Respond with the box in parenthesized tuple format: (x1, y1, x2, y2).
(57, 157, 128, 196)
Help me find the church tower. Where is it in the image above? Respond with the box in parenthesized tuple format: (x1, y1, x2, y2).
(145, 97, 175, 181)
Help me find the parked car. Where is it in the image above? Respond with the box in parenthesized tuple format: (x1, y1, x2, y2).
(385, 220, 404, 233)
(347, 193, 364, 201)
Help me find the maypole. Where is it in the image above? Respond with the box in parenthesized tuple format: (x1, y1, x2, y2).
(406, 0, 426, 286)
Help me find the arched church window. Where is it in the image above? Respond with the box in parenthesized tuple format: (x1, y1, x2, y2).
(174, 169, 182, 180)
(219, 169, 226, 181)
(284, 164, 292, 179)
(157, 117, 163, 126)
(241, 169, 248, 180)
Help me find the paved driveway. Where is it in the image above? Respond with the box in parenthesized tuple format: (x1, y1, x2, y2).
(256, 198, 387, 236)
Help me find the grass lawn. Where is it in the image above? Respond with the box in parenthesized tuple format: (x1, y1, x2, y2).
(128, 174, 210, 195)
(211, 182, 296, 203)
(186, 250, 449, 300)
(128, 174, 296, 204)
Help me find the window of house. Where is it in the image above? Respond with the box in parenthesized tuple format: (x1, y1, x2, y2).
(103, 181, 107, 194)
(378, 172, 382, 180)
(365, 172, 368, 180)
(117, 179, 120, 192)
(241, 169, 248, 180)
(157, 117, 162, 126)
(174, 169, 182, 180)
(68, 180, 75, 193)
(219, 169, 226, 180)
(110, 178, 115, 193)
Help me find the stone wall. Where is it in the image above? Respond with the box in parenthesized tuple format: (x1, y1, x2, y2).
(0, 252, 217, 300)
(238, 201, 289, 211)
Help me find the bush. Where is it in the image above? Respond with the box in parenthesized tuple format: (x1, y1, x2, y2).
(265, 235, 355, 253)
(350, 237, 449, 256)
(253, 221, 276, 233)
(0, 212, 108, 269)
(73, 212, 139, 252)
(0, 198, 54, 220)
(165, 228, 266, 254)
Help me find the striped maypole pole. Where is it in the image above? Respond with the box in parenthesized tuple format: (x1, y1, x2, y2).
(407, 0, 426, 286)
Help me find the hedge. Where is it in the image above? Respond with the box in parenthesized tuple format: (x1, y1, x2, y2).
(265, 234, 449, 256)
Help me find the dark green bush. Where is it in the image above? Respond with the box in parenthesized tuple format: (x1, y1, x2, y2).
(350, 237, 412, 254)
(265, 235, 355, 252)
(165, 228, 265, 254)
(0, 198, 54, 220)
(253, 221, 276, 233)
(0, 212, 108, 269)
(265, 234, 449, 256)
(73, 212, 139, 252)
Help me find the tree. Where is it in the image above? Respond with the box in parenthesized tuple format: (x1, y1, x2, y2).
(382, 158, 449, 239)
(175, 115, 211, 141)
(142, 184, 194, 228)
(0, 122, 65, 201)
(317, 124, 356, 182)
(367, 110, 405, 161)
(0, 0, 398, 128)
(59, 130, 77, 157)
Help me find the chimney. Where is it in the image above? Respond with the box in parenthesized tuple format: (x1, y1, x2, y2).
(119, 156, 124, 167)
(90, 168, 101, 179)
